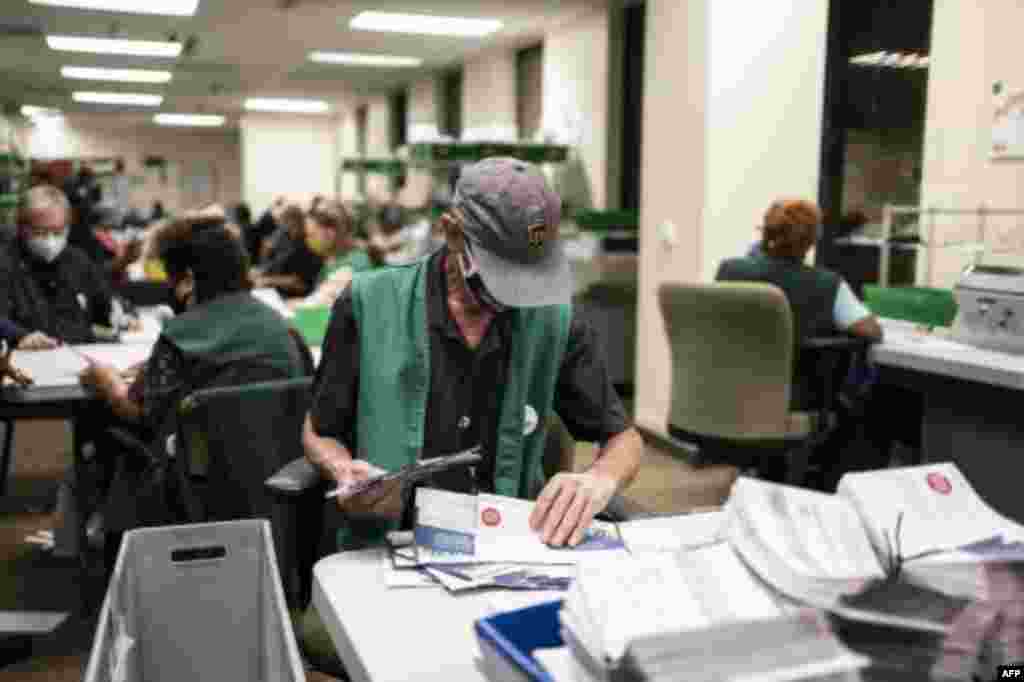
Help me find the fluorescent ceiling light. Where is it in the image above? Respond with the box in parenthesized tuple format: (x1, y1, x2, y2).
(29, 0, 199, 16)
(154, 113, 225, 127)
(244, 98, 329, 114)
(309, 51, 422, 67)
(350, 11, 501, 37)
(21, 105, 62, 118)
(62, 66, 172, 83)
(47, 35, 182, 58)
(73, 91, 163, 106)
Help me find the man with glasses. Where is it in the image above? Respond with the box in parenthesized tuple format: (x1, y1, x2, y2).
(305, 157, 643, 550)
(0, 184, 117, 346)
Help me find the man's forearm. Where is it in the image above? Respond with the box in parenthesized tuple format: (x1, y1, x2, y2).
(586, 427, 643, 492)
(302, 414, 353, 483)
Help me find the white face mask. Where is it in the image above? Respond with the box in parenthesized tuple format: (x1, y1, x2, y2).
(26, 232, 68, 264)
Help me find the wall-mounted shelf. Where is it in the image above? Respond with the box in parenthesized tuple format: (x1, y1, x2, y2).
(407, 142, 569, 166)
(340, 158, 406, 176)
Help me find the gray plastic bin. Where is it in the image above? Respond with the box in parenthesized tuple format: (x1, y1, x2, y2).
(84, 520, 305, 682)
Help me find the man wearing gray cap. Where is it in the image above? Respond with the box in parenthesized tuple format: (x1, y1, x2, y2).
(305, 157, 642, 550)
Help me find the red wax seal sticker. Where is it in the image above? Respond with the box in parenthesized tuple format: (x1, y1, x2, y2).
(481, 507, 502, 527)
(927, 472, 952, 495)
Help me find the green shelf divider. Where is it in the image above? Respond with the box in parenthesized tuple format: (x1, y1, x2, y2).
(407, 142, 569, 165)
(341, 158, 406, 176)
(0, 195, 19, 208)
(572, 209, 639, 231)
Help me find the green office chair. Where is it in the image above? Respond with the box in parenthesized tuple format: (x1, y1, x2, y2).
(658, 282, 868, 487)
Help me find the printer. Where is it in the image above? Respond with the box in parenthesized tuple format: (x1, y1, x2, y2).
(951, 264, 1024, 354)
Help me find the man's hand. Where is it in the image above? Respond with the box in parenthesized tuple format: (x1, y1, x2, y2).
(17, 331, 58, 351)
(529, 472, 618, 547)
(78, 361, 120, 396)
(303, 414, 403, 520)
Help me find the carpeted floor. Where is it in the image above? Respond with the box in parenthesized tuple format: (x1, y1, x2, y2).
(0, 416, 729, 679)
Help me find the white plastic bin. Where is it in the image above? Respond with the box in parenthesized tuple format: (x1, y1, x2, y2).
(84, 520, 305, 682)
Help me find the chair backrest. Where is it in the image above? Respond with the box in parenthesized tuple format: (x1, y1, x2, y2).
(177, 376, 313, 522)
(176, 376, 314, 607)
(658, 282, 794, 441)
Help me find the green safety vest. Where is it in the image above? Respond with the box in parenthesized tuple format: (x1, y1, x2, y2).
(339, 259, 571, 549)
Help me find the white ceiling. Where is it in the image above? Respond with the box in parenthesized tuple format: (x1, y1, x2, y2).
(1, 0, 604, 123)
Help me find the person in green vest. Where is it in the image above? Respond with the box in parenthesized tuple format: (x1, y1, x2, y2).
(78, 205, 308, 570)
(304, 157, 643, 550)
(294, 199, 373, 309)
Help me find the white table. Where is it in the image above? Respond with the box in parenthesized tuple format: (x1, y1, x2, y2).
(871, 320, 1024, 523)
(314, 548, 550, 682)
(872, 320, 1024, 390)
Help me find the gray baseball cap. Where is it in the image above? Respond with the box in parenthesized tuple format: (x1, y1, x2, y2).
(452, 157, 571, 307)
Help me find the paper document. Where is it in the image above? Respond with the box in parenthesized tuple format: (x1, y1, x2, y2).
(414, 489, 626, 566)
(618, 511, 724, 554)
(473, 494, 625, 564)
(559, 543, 869, 682)
(11, 343, 154, 389)
(838, 463, 1024, 558)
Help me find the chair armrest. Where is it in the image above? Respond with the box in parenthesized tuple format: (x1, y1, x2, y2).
(106, 427, 157, 463)
(265, 457, 323, 496)
(800, 336, 873, 352)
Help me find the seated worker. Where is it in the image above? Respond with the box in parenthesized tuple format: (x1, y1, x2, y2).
(252, 204, 323, 297)
(292, 200, 373, 308)
(0, 184, 119, 344)
(366, 204, 441, 267)
(79, 208, 309, 567)
(254, 196, 286, 263)
(716, 199, 884, 484)
(717, 199, 882, 402)
(304, 157, 643, 551)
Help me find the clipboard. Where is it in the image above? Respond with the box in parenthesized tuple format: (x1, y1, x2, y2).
(325, 446, 483, 500)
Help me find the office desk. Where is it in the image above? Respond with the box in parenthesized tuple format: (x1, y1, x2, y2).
(314, 548, 526, 682)
(872, 323, 1024, 523)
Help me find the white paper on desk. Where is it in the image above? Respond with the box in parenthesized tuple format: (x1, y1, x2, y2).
(117, 313, 162, 345)
(619, 512, 724, 554)
(474, 494, 626, 564)
(11, 343, 153, 388)
(425, 563, 574, 593)
(838, 462, 1024, 559)
(252, 287, 295, 319)
(484, 591, 563, 616)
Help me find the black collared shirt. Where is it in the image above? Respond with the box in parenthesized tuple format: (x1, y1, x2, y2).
(311, 247, 630, 494)
(0, 241, 113, 344)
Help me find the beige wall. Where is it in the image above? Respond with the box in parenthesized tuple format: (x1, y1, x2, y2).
(18, 114, 241, 214)
(462, 49, 518, 140)
(543, 8, 612, 211)
(401, 77, 440, 208)
(634, 0, 828, 434)
(920, 0, 1024, 287)
(241, 113, 338, 215)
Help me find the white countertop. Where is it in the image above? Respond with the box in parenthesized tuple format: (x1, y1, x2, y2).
(314, 548, 555, 682)
(872, 319, 1024, 390)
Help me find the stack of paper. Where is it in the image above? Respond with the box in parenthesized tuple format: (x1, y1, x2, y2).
(724, 465, 1024, 679)
(558, 544, 869, 681)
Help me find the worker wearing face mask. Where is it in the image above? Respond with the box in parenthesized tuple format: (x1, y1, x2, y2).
(0, 184, 116, 346)
(292, 200, 374, 308)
